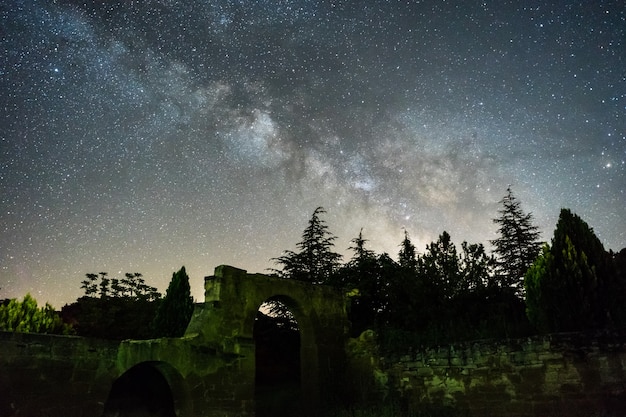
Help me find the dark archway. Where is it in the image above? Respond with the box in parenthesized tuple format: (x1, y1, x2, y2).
(184, 265, 348, 415)
(102, 362, 178, 417)
(254, 296, 302, 417)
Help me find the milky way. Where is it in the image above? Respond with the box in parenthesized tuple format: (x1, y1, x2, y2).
(1, 0, 624, 306)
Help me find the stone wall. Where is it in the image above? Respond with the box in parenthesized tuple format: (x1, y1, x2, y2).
(0, 331, 120, 417)
(0, 265, 349, 417)
(383, 332, 626, 417)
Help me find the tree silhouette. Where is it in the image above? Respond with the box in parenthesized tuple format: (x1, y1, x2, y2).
(67, 271, 161, 339)
(490, 187, 542, 293)
(338, 229, 387, 335)
(420, 231, 461, 299)
(525, 208, 612, 332)
(152, 266, 194, 338)
(271, 207, 342, 284)
(81, 273, 98, 297)
(398, 229, 417, 271)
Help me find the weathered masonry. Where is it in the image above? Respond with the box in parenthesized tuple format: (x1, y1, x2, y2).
(0, 265, 349, 417)
(4, 265, 626, 417)
(355, 331, 626, 417)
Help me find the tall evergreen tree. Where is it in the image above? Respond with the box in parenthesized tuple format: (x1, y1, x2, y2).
(524, 209, 612, 332)
(152, 266, 194, 338)
(420, 231, 460, 299)
(490, 187, 542, 292)
(348, 228, 376, 265)
(398, 229, 418, 270)
(339, 229, 385, 335)
(272, 207, 342, 284)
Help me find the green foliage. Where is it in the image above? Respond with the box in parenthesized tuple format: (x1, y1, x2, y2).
(0, 294, 73, 335)
(490, 187, 542, 293)
(152, 266, 194, 338)
(524, 245, 552, 332)
(272, 207, 342, 284)
(524, 208, 617, 333)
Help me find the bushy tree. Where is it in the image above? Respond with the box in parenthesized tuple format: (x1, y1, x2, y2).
(80, 273, 98, 297)
(0, 294, 73, 335)
(272, 207, 342, 284)
(459, 242, 495, 291)
(490, 187, 542, 293)
(152, 266, 194, 338)
(420, 231, 461, 299)
(524, 208, 613, 332)
(62, 271, 161, 339)
(380, 231, 528, 350)
(79, 272, 160, 301)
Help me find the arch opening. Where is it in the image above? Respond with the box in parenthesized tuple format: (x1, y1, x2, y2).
(102, 362, 177, 417)
(254, 297, 302, 417)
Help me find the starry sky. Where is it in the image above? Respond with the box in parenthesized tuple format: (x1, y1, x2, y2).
(1, 0, 624, 307)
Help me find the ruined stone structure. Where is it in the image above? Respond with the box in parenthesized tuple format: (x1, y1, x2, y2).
(372, 332, 626, 417)
(4, 265, 626, 417)
(0, 265, 348, 417)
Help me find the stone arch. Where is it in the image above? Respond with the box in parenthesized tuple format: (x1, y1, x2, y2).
(253, 295, 303, 417)
(102, 361, 191, 417)
(248, 293, 317, 381)
(185, 265, 348, 415)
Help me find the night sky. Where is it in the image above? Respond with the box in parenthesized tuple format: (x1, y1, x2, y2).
(1, 0, 624, 307)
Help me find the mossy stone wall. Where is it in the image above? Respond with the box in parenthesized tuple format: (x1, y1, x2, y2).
(381, 332, 626, 416)
(0, 331, 120, 417)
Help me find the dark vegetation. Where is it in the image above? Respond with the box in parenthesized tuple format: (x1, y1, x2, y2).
(59, 266, 193, 340)
(1, 188, 624, 351)
(272, 190, 626, 354)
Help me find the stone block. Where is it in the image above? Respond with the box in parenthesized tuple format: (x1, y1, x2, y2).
(416, 366, 433, 377)
(537, 351, 564, 362)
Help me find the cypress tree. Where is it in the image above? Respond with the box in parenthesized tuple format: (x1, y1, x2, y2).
(152, 266, 194, 338)
(524, 209, 612, 332)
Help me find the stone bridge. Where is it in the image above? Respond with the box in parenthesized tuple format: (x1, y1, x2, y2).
(0, 265, 349, 417)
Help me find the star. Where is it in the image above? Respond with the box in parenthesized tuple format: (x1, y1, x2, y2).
(0, 0, 624, 307)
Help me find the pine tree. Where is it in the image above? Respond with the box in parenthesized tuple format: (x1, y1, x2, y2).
(348, 228, 376, 265)
(490, 187, 542, 292)
(272, 207, 342, 284)
(152, 266, 194, 338)
(398, 229, 417, 271)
